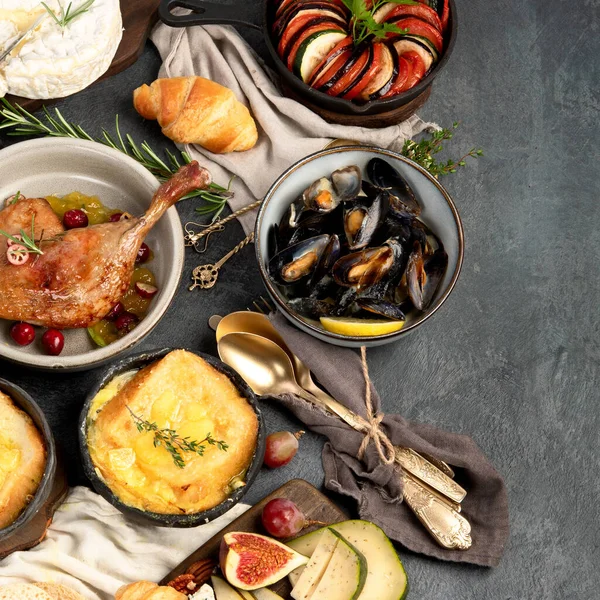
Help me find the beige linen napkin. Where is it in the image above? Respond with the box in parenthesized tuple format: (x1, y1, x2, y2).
(150, 23, 435, 233)
(0, 487, 249, 599)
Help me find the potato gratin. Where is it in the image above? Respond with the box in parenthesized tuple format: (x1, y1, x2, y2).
(86, 350, 259, 515)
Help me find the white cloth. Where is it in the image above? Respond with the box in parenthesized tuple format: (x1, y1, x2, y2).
(0, 487, 249, 599)
(150, 23, 434, 233)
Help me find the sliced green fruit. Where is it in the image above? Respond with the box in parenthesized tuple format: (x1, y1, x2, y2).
(251, 590, 285, 600)
(287, 520, 409, 600)
(308, 529, 367, 600)
(293, 30, 348, 81)
(212, 576, 245, 600)
(291, 528, 339, 600)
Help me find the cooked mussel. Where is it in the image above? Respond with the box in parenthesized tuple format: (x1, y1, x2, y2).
(268, 234, 330, 285)
(331, 165, 362, 202)
(303, 177, 340, 213)
(367, 157, 421, 217)
(343, 193, 384, 250)
(332, 245, 396, 292)
(357, 299, 406, 321)
(309, 234, 341, 291)
(288, 297, 334, 319)
(406, 242, 448, 310)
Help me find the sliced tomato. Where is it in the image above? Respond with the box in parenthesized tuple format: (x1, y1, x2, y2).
(441, 0, 450, 31)
(381, 55, 411, 98)
(368, 43, 398, 99)
(328, 45, 372, 97)
(385, 17, 443, 52)
(342, 43, 383, 101)
(308, 34, 353, 85)
(278, 13, 324, 56)
(312, 48, 353, 89)
(377, 4, 442, 31)
(286, 20, 345, 69)
(273, 3, 347, 37)
(277, 0, 349, 18)
(401, 50, 427, 91)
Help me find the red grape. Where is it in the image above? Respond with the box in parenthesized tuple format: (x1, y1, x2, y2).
(109, 213, 123, 222)
(105, 302, 124, 321)
(136, 242, 151, 263)
(115, 312, 138, 332)
(63, 209, 88, 229)
(10, 322, 35, 346)
(42, 329, 64, 355)
(262, 498, 308, 538)
(135, 282, 158, 299)
(263, 430, 303, 468)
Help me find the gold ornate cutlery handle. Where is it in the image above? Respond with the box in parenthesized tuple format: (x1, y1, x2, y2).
(402, 473, 472, 550)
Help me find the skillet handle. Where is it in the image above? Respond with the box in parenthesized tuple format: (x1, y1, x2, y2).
(159, 0, 262, 30)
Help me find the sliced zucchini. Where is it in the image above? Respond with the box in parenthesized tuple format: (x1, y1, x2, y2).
(372, 2, 396, 23)
(287, 520, 409, 600)
(293, 30, 349, 81)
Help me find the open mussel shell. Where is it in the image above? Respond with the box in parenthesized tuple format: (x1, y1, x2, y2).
(331, 165, 362, 202)
(357, 299, 406, 321)
(268, 234, 330, 286)
(406, 242, 448, 311)
(367, 157, 421, 218)
(308, 234, 341, 291)
(332, 245, 396, 292)
(302, 177, 340, 213)
(343, 193, 384, 251)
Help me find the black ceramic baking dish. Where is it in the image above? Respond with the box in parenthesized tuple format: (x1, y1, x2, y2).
(158, 0, 457, 117)
(78, 348, 266, 527)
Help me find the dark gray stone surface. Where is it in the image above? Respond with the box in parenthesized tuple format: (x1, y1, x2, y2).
(1, 1, 599, 597)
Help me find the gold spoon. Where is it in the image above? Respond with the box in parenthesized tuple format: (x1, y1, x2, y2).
(215, 318, 465, 505)
(217, 331, 472, 550)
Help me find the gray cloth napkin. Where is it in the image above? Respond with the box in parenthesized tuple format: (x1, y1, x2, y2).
(150, 23, 435, 233)
(268, 312, 510, 567)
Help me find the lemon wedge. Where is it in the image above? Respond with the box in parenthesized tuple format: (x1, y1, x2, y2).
(320, 317, 405, 337)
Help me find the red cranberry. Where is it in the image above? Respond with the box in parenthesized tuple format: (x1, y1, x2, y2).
(41, 329, 64, 355)
(109, 213, 123, 222)
(115, 312, 138, 333)
(134, 282, 158, 299)
(136, 243, 151, 263)
(10, 322, 35, 346)
(106, 302, 124, 321)
(63, 209, 88, 229)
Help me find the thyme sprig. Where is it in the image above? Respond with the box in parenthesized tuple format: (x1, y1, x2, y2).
(0, 215, 45, 255)
(402, 122, 483, 178)
(41, 0, 96, 29)
(342, 0, 416, 46)
(0, 99, 234, 220)
(127, 407, 228, 469)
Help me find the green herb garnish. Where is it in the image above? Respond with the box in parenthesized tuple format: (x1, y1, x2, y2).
(0, 99, 234, 221)
(342, 0, 417, 46)
(0, 214, 45, 255)
(42, 0, 96, 29)
(8, 191, 20, 206)
(401, 122, 483, 178)
(127, 407, 228, 469)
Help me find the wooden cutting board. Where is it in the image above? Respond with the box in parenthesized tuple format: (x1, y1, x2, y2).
(8, 0, 161, 111)
(160, 479, 347, 597)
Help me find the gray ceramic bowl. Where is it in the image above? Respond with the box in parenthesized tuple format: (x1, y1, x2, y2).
(255, 146, 464, 347)
(0, 378, 67, 558)
(0, 138, 184, 370)
(78, 348, 266, 527)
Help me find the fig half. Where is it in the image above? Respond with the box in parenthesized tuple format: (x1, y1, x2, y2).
(220, 532, 309, 590)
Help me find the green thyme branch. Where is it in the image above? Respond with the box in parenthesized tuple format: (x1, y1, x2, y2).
(127, 407, 228, 469)
(0, 99, 234, 220)
(0, 214, 45, 255)
(42, 0, 96, 29)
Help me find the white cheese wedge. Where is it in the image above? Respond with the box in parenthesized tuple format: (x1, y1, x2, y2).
(0, 0, 122, 99)
(189, 584, 216, 600)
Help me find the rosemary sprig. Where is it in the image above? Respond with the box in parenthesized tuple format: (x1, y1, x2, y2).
(342, 0, 415, 46)
(401, 122, 483, 178)
(0, 99, 234, 220)
(127, 407, 228, 469)
(41, 0, 96, 29)
(0, 214, 44, 255)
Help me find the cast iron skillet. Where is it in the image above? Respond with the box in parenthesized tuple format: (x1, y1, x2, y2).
(158, 0, 457, 116)
(79, 348, 266, 527)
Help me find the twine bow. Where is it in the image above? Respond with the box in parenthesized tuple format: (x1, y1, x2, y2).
(356, 347, 396, 466)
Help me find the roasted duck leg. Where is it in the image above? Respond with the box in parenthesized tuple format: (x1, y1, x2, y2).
(0, 162, 211, 329)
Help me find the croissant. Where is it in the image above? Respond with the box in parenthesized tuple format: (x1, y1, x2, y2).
(115, 582, 186, 600)
(133, 77, 258, 154)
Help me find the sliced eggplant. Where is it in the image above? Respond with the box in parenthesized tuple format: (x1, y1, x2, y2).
(274, 5, 347, 38)
(335, 45, 374, 98)
(308, 35, 353, 86)
(388, 16, 443, 52)
(320, 45, 367, 94)
(393, 38, 435, 72)
(285, 19, 346, 69)
(293, 30, 349, 82)
(360, 43, 395, 100)
(374, 2, 442, 30)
